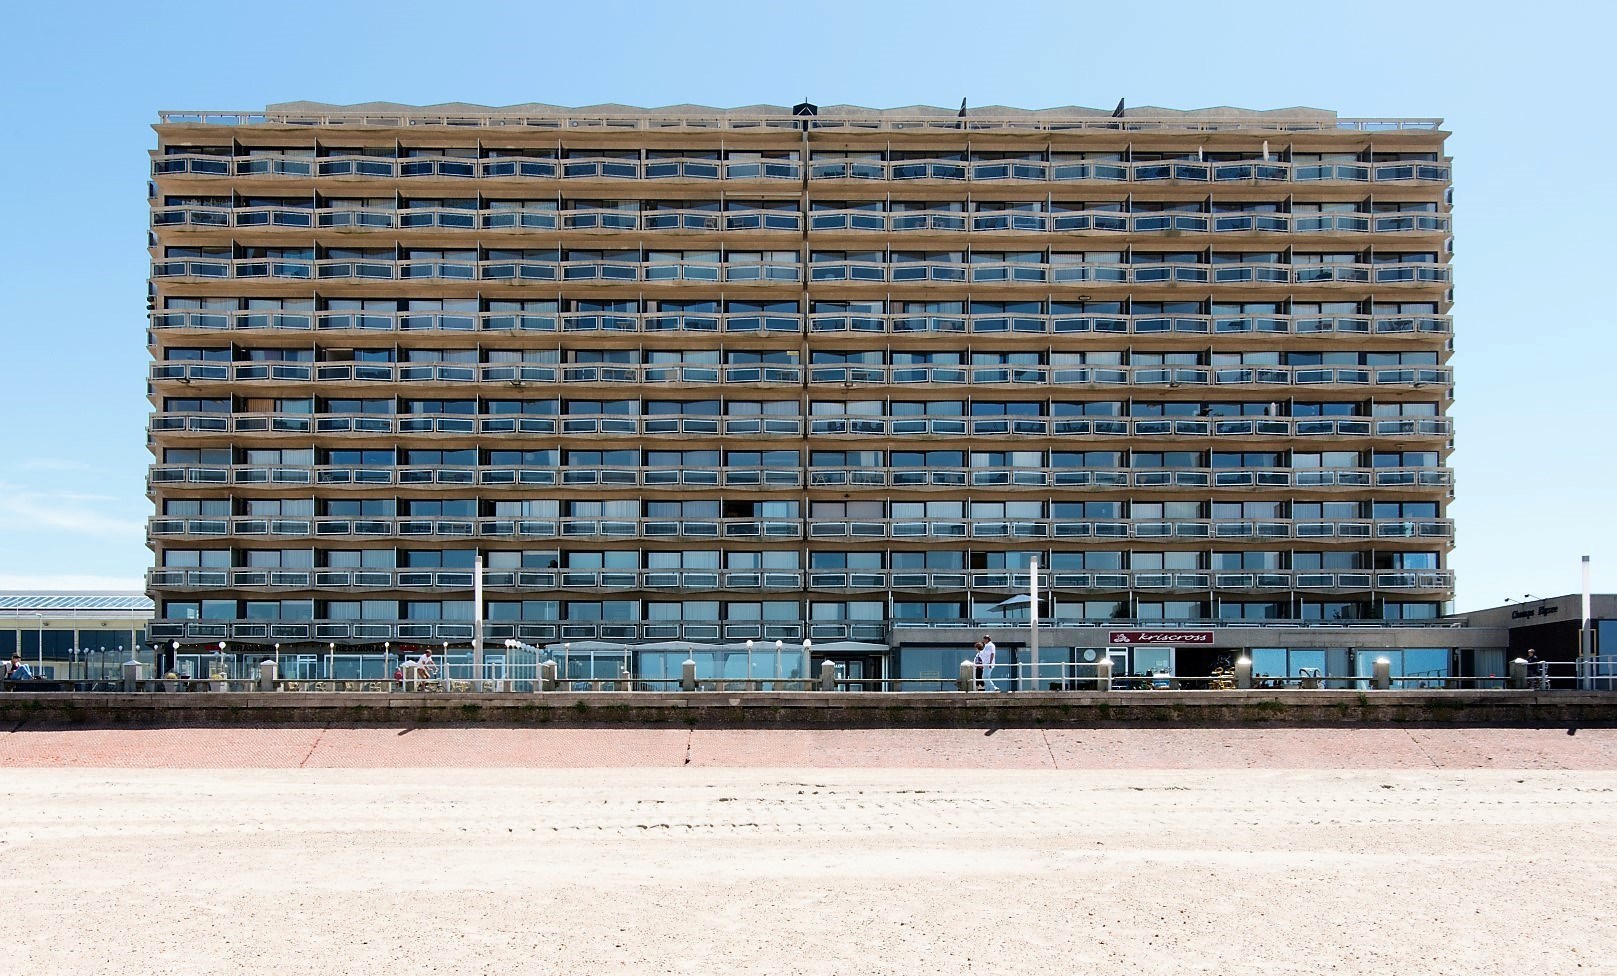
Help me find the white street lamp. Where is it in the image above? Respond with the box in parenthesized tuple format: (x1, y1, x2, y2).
(745, 639, 754, 687)
(774, 639, 783, 688)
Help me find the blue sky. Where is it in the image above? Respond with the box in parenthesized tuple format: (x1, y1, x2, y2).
(0, 0, 1611, 609)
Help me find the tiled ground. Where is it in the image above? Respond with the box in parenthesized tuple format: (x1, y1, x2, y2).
(2, 726, 1615, 768)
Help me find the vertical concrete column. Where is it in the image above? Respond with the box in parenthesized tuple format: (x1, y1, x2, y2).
(122, 660, 141, 693)
(1095, 656, 1114, 692)
(1508, 658, 1528, 690)
(1234, 657, 1252, 690)
(958, 660, 976, 692)
(819, 659, 837, 692)
(1373, 658, 1392, 691)
(681, 658, 697, 692)
(258, 659, 276, 692)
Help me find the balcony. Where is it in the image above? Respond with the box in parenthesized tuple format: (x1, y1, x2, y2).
(145, 513, 1451, 546)
(798, 158, 1448, 185)
(148, 411, 808, 439)
(800, 363, 1450, 389)
(805, 465, 1451, 492)
(153, 153, 1447, 186)
(144, 565, 1453, 597)
(151, 258, 804, 284)
(147, 309, 1450, 339)
(143, 616, 814, 644)
(801, 312, 1450, 338)
(805, 414, 1453, 440)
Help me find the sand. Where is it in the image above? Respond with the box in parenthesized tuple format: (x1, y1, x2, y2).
(3, 762, 1614, 975)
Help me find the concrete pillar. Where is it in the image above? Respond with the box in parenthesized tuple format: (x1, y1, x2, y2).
(681, 658, 697, 692)
(1372, 657, 1392, 691)
(1508, 658, 1528, 690)
(258, 659, 276, 693)
(958, 660, 976, 692)
(819, 659, 837, 692)
(1235, 657, 1252, 690)
(539, 659, 558, 692)
(1095, 656, 1114, 692)
(122, 660, 141, 693)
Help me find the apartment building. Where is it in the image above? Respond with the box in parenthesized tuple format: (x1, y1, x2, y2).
(145, 101, 1456, 687)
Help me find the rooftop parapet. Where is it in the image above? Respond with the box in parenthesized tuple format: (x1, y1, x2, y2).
(157, 102, 1442, 133)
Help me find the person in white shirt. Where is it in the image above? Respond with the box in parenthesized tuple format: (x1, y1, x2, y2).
(978, 635, 998, 691)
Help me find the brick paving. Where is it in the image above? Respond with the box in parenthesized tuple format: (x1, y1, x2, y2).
(3, 725, 1616, 768)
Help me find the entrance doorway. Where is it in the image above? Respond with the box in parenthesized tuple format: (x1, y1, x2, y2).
(811, 653, 886, 691)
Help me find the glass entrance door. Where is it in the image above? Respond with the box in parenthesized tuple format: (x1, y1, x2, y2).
(812, 654, 885, 691)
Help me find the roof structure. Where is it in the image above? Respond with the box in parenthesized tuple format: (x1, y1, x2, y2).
(0, 592, 155, 613)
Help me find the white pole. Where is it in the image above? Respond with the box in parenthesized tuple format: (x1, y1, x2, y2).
(1581, 555, 1593, 663)
(801, 638, 812, 690)
(1029, 558, 1040, 693)
(745, 639, 754, 688)
(774, 639, 782, 689)
(473, 553, 486, 691)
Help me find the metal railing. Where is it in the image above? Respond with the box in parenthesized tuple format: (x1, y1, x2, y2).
(146, 410, 1449, 442)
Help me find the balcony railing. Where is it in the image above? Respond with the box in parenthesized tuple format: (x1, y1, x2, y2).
(802, 364, 1450, 389)
(147, 515, 1452, 544)
(148, 410, 1448, 442)
(148, 463, 804, 490)
(148, 361, 807, 387)
(805, 313, 1451, 337)
(151, 258, 804, 283)
(805, 415, 1453, 440)
(146, 359, 1447, 392)
(146, 309, 1452, 339)
(148, 412, 809, 439)
(799, 210, 1449, 236)
(148, 461, 1450, 494)
(146, 566, 1451, 595)
(153, 153, 804, 181)
(805, 465, 1451, 491)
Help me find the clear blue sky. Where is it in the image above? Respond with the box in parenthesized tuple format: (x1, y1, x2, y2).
(0, 0, 1610, 609)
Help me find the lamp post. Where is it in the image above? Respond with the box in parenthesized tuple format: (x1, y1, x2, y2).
(170, 640, 180, 677)
(328, 642, 336, 681)
(273, 643, 281, 680)
(383, 641, 390, 682)
(563, 642, 571, 687)
(218, 641, 227, 682)
(745, 639, 754, 687)
(801, 638, 812, 690)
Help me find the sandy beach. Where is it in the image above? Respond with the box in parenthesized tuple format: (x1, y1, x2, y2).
(3, 729, 1615, 975)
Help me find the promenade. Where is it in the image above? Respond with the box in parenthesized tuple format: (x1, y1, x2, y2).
(2, 728, 1615, 974)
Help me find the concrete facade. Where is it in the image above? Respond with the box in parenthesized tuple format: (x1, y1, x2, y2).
(145, 102, 1455, 686)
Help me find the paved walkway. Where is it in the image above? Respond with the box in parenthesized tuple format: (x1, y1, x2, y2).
(3, 726, 1616, 768)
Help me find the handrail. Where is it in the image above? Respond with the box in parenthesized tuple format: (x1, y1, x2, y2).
(148, 410, 1451, 440)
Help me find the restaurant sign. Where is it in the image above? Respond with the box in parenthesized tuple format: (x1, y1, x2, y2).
(1108, 631, 1214, 645)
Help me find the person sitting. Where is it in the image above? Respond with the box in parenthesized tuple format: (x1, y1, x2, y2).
(5, 653, 34, 681)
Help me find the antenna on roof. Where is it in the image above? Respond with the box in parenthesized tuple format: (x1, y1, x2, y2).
(1112, 98, 1126, 119)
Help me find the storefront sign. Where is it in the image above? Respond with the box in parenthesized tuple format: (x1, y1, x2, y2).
(1108, 630, 1214, 645)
